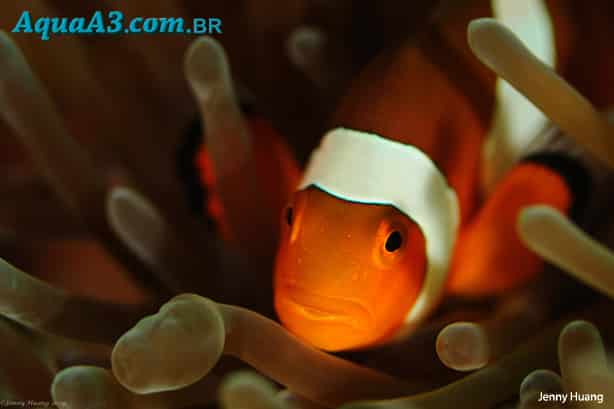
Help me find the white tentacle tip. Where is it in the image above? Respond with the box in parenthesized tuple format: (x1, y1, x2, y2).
(287, 26, 326, 67)
(184, 36, 229, 94)
(517, 205, 561, 242)
(220, 371, 283, 409)
(106, 186, 166, 266)
(111, 294, 225, 394)
(436, 322, 490, 371)
(467, 18, 499, 44)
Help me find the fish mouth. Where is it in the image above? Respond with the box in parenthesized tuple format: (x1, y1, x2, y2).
(278, 285, 375, 332)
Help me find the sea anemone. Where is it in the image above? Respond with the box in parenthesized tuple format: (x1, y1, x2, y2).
(0, 3, 613, 409)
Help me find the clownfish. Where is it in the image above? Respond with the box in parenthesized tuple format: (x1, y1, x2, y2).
(273, 0, 591, 351)
(184, 0, 607, 351)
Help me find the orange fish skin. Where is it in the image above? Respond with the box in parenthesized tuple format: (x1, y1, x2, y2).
(273, 0, 583, 351)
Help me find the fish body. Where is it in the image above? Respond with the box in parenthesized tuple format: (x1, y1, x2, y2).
(274, 0, 576, 351)
(187, 0, 611, 351)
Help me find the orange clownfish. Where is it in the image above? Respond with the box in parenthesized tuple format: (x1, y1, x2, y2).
(186, 0, 602, 352)
(273, 0, 591, 351)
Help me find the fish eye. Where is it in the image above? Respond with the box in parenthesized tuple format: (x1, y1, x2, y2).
(385, 230, 403, 252)
(285, 206, 294, 226)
